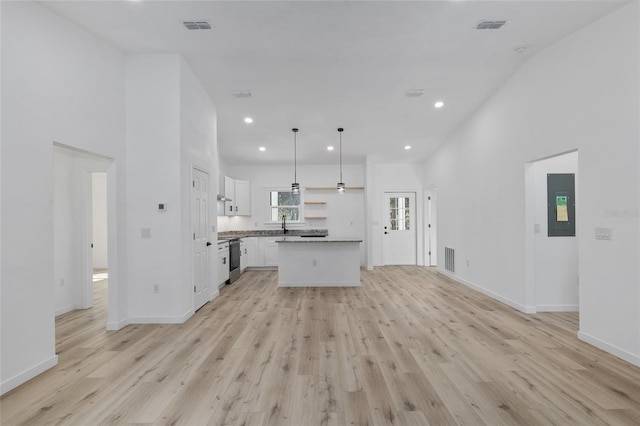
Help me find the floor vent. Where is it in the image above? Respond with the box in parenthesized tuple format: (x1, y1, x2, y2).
(445, 247, 455, 273)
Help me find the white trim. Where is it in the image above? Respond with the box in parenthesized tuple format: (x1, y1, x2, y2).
(536, 304, 579, 312)
(578, 331, 640, 368)
(209, 288, 220, 301)
(438, 268, 537, 314)
(1, 355, 59, 396)
(55, 304, 77, 317)
(128, 309, 193, 324)
(107, 318, 129, 331)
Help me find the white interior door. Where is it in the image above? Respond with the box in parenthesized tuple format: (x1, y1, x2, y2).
(382, 192, 417, 265)
(193, 168, 211, 311)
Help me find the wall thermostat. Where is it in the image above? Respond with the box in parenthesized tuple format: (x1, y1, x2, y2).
(158, 203, 167, 212)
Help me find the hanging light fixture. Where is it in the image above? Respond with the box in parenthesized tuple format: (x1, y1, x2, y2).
(291, 128, 300, 194)
(337, 128, 346, 194)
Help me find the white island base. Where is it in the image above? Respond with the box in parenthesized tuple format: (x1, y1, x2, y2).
(277, 238, 362, 287)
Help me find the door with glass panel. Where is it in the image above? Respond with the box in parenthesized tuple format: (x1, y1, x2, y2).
(382, 192, 416, 265)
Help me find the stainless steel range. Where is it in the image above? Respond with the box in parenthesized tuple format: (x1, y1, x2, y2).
(227, 238, 241, 284)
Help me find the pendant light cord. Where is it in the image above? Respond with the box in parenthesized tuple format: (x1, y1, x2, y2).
(338, 128, 344, 183)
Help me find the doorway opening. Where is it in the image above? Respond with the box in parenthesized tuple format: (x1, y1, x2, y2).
(525, 150, 579, 312)
(53, 144, 112, 328)
(91, 172, 108, 308)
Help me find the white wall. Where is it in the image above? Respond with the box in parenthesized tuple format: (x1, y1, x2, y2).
(1, 3, 217, 394)
(125, 54, 218, 323)
(528, 151, 579, 312)
(424, 2, 639, 365)
(92, 172, 108, 269)
(179, 57, 218, 308)
(367, 163, 425, 267)
(1, 1, 127, 393)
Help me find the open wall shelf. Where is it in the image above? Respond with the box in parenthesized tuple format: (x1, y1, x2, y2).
(305, 186, 364, 190)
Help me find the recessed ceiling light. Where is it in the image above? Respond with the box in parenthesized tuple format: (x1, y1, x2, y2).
(258, 147, 266, 152)
(244, 117, 253, 124)
(404, 145, 412, 150)
(434, 101, 444, 109)
(327, 146, 334, 151)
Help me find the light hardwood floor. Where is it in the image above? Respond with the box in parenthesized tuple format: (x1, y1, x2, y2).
(2, 267, 640, 425)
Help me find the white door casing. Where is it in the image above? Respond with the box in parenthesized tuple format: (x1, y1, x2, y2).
(192, 168, 211, 311)
(382, 192, 417, 265)
(427, 190, 437, 266)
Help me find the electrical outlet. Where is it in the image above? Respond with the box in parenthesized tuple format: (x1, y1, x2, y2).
(153, 284, 160, 293)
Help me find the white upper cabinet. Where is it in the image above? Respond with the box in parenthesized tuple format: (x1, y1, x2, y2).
(224, 176, 251, 216)
(234, 179, 251, 216)
(224, 176, 235, 216)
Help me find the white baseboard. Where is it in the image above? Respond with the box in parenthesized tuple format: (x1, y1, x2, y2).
(209, 289, 220, 301)
(578, 331, 640, 368)
(128, 309, 193, 324)
(55, 304, 77, 317)
(536, 304, 579, 312)
(107, 317, 129, 331)
(438, 268, 536, 314)
(1, 355, 58, 396)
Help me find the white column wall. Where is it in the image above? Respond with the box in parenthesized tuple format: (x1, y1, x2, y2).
(424, 2, 639, 365)
(1, 1, 127, 393)
(179, 58, 219, 305)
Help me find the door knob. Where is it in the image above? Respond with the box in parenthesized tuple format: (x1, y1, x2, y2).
(206, 242, 212, 246)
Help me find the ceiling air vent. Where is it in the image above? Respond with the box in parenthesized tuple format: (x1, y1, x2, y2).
(183, 21, 212, 30)
(232, 90, 252, 98)
(405, 89, 426, 98)
(476, 20, 506, 30)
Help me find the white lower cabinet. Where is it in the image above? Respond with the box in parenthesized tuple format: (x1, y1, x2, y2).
(240, 239, 247, 272)
(263, 237, 279, 267)
(217, 242, 229, 286)
(243, 237, 260, 267)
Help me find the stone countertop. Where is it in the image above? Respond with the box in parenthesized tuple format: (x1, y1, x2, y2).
(218, 229, 328, 240)
(276, 237, 362, 243)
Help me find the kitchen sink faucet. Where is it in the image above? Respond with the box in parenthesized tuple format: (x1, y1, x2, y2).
(282, 215, 288, 234)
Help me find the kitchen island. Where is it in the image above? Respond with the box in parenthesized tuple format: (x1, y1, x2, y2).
(276, 237, 362, 287)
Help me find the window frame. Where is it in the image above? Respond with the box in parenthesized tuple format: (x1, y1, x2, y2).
(265, 188, 303, 224)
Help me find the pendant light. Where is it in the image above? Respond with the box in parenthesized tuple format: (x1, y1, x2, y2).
(337, 128, 346, 193)
(291, 128, 300, 194)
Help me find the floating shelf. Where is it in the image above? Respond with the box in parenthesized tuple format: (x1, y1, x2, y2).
(304, 201, 327, 205)
(305, 186, 364, 190)
(304, 216, 327, 220)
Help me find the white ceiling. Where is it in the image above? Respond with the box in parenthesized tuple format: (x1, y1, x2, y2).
(42, 0, 628, 165)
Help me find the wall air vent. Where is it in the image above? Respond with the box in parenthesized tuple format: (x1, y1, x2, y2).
(476, 20, 506, 30)
(445, 247, 455, 273)
(183, 21, 212, 30)
(405, 89, 426, 98)
(232, 90, 252, 98)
